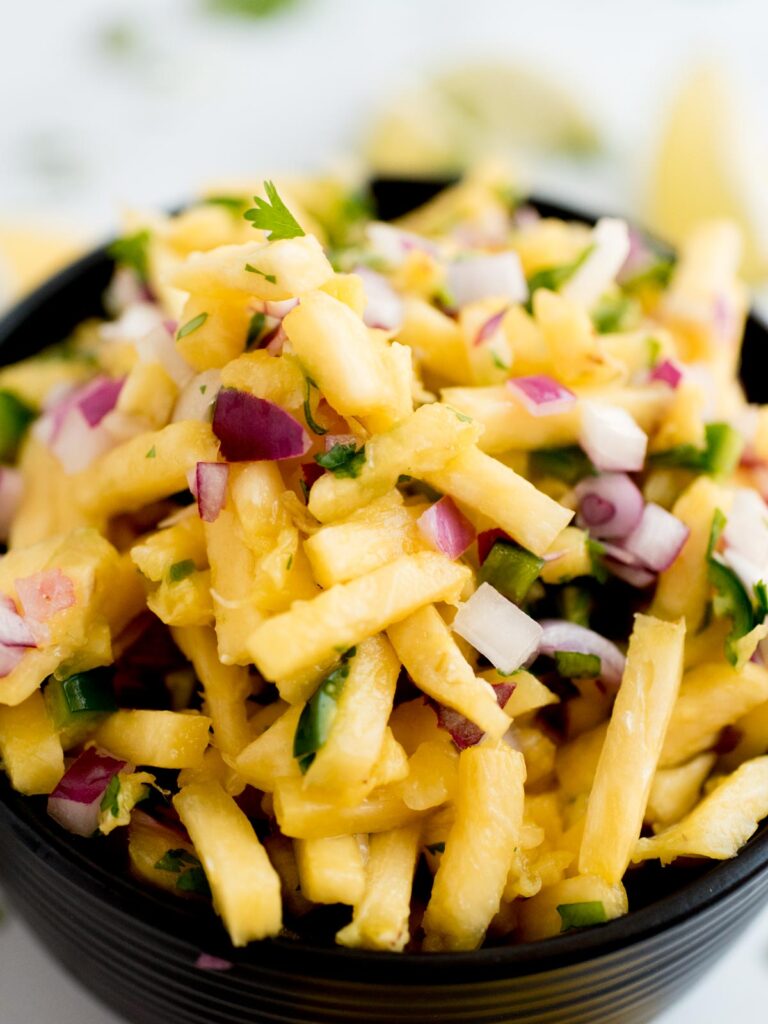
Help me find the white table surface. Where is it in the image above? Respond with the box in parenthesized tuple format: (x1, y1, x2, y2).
(3, 0, 768, 1020)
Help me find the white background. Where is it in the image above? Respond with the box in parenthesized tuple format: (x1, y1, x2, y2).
(3, 0, 768, 1021)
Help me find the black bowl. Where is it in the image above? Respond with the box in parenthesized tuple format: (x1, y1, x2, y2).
(1, 184, 768, 1024)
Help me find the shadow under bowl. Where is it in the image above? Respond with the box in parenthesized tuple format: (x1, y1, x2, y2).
(1, 183, 767, 1024)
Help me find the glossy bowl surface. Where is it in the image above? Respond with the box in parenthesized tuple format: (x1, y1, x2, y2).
(1, 182, 768, 1024)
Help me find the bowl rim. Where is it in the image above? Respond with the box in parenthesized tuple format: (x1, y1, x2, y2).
(1, 189, 767, 984)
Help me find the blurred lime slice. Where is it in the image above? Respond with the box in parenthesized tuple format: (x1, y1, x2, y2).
(646, 65, 768, 281)
(366, 63, 600, 177)
(0, 224, 84, 308)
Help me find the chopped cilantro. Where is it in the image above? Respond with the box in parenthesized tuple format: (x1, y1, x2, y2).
(491, 352, 510, 371)
(554, 651, 602, 679)
(244, 263, 277, 284)
(621, 258, 675, 293)
(525, 245, 593, 311)
(201, 195, 248, 214)
(100, 775, 121, 818)
(199, 384, 207, 395)
(177, 313, 209, 339)
(591, 294, 638, 334)
(176, 866, 211, 897)
(155, 848, 200, 873)
(646, 336, 663, 368)
(286, 554, 293, 571)
(557, 901, 607, 932)
(755, 581, 768, 623)
(244, 180, 305, 241)
(145, 445, 156, 459)
(446, 406, 473, 423)
(707, 508, 727, 558)
(205, 0, 300, 19)
(246, 311, 267, 349)
(108, 229, 150, 281)
(303, 377, 327, 436)
(315, 442, 366, 479)
(168, 559, 196, 583)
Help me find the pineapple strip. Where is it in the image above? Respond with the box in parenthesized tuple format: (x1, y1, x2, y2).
(175, 294, 250, 371)
(96, 710, 211, 770)
(652, 477, 730, 630)
(147, 571, 213, 628)
(273, 778, 425, 839)
(235, 703, 303, 792)
(308, 403, 481, 523)
(659, 661, 768, 768)
(516, 874, 628, 943)
(387, 605, 510, 740)
(422, 746, 526, 951)
(440, 384, 672, 454)
(131, 516, 207, 582)
(633, 756, 768, 865)
(11, 437, 92, 548)
(295, 835, 366, 906)
(396, 296, 469, 384)
(646, 753, 716, 829)
(77, 421, 219, 518)
(479, 669, 559, 718)
(174, 780, 282, 945)
(336, 823, 422, 952)
(171, 234, 332, 300)
(304, 636, 400, 802)
(248, 552, 470, 681)
(205, 504, 264, 666)
(579, 615, 685, 884)
(283, 290, 395, 417)
(220, 350, 306, 410)
(425, 446, 573, 556)
(304, 492, 425, 588)
(172, 626, 251, 757)
(0, 690, 64, 795)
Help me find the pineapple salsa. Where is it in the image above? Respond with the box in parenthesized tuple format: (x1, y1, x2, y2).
(0, 168, 767, 952)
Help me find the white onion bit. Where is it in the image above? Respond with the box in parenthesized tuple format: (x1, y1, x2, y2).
(445, 252, 527, 309)
(623, 503, 690, 572)
(561, 217, 631, 309)
(579, 401, 648, 472)
(452, 583, 542, 675)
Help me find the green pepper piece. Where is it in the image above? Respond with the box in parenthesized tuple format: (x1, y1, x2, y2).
(478, 540, 544, 605)
(557, 900, 607, 932)
(529, 446, 594, 486)
(651, 422, 743, 478)
(709, 560, 755, 666)
(554, 651, 601, 679)
(292, 653, 353, 773)
(0, 391, 35, 462)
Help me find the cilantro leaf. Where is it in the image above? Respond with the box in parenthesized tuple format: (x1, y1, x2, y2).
(201, 195, 248, 214)
(245, 263, 277, 284)
(426, 842, 445, 855)
(315, 442, 366, 479)
(246, 311, 267, 349)
(303, 378, 327, 436)
(177, 313, 208, 339)
(108, 230, 150, 281)
(176, 866, 211, 897)
(755, 581, 768, 623)
(154, 848, 201, 874)
(168, 559, 196, 583)
(145, 445, 156, 459)
(525, 244, 593, 312)
(244, 181, 305, 241)
(100, 775, 121, 818)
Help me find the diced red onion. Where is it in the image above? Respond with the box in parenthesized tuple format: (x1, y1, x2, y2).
(354, 266, 403, 331)
(16, 569, 76, 626)
(365, 222, 439, 268)
(579, 401, 648, 472)
(48, 748, 127, 838)
(453, 583, 543, 675)
(0, 467, 23, 541)
(623, 503, 690, 572)
(508, 375, 577, 417)
(445, 252, 527, 309)
(603, 558, 657, 589)
(723, 489, 768, 568)
(195, 462, 229, 523)
(173, 370, 221, 424)
(195, 953, 233, 972)
(212, 388, 310, 462)
(574, 473, 644, 539)
(417, 496, 476, 560)
(77, 377, 125, 427)
(649, 359, 683, 389)
(561, 218, 631, 309)
(537, 619, 626, 686)
(264, 325, 286, 356)
(0, 599, 37, 648)
(434, 683, 514, 750)
(301, 461, 325, 492)
(477, 529, 510, 565)
(475, 308, 507, 347)
(49, 406, 116, 474)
